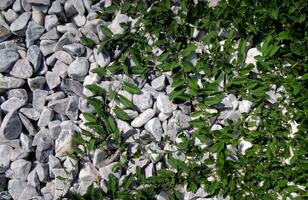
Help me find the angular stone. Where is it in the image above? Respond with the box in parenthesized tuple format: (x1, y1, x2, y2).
(66, 95, 79, 120)
(19, 113, 37, 136)
(48, 120, 61, 140)
(0, 25, 11, 43)
(40, 28, 60, 40)
(110, 13, 128, 34)
(9, 12, 31, 34)
(93, 48, 110, 67)
(45, 71, 61, 89)
(27, 45, 42, 73)
(32, 10, 45, 25)
(0, 97, 25, 113)
(238, 100, 253, 113)
(33, 89, 49, 111)
(5, 159, 31, 180)
(144, 117, 162, 142)
(0, 111, 22, 140)
(0, 75, 25, 89)
(48, 98, 70, 114)
(221, 94, 238, 110)
(26, 21, 45, 47)
(151, 75, 166, 91)
(131, 109, 155, 128)
(67, 57, 89, 80)
(60, 78, 84, 97)
(27, 76, 46, 90)
(19, 185, 41, 199)
(157, 94, 176, 114)
(48, 0, 64, 19)
(83, 74, 100, 97)
(46, 91, 65, 101)
(63, 43, 85, 56)
(0, 144, 12, 172)
(71, 0, 85, 15)
(36, 140, 54, 163)
(174, 110, 190, 129)
(20, 107, 40, 121)
(20, 132, 33, 152)
(53, 168, 73, 199)
(10, 146, 28, 161)
(40, 40, 56, 56)
(0, 0, 14, 10)
(52, 60, 68, 78)
(0, 48, 19, 72)
(10, 58, 33, 79)
(55, 130, 74, 156)
(38, 107, 54, 127)
(133, 91, 153, 112)
(8, 179, 26, 200)
(45, 15, 58, 31)
(92, 149, 107, 168)
(123, 109, 138, 120)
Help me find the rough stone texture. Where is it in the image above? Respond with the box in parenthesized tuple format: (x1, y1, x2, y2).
(0, 48, 19, 72)
(0, 111, 22, 140)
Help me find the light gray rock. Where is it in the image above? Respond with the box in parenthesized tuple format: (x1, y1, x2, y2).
(9, 12, 31, 34)
(27, 45, 42, 73)
(92, 149, 107, 168)
(55, 130, 74, 156)
(27, 169, 40, 187)
(6, 159, 31, 180)
(12, 0, 22, 12)
(48, 155, 61, 178)
(36, 139, 54, 163)
(133, 91, 153, 112)
(40, 28, 59, 40)
(0, 48, 19, 72)
(45, 71, 60, 89)
(26, 21, 45, 47)
(0, 97, 25, 113)
(0, 144, 12, 172)
(10, 146, 28, 161)
(10, 58, 33, 79)
(131, 109, 155, 128)
(52, 60, 68, 78)
(174, 110, 190, 129)
(46, 91, 65, 101)
(40, 40, 56, 56)
(145, 163, 154, 178)
(110, 13, 128, 34)
(19, 185, 41, 200)
(71, 0, 85, 15)
(36, 163, 49, 182)
(63, 43, 85, 56)
(8, 179, 26, 200)
(32, 10, 45, 25)
(19, 113, 37, 136)
(3, 9, 19, 24)
(60, 78, 84, 97)
(0, 191, 11, 200)
(221, 94, 238, 110)
(20, 133, 33, 152)
(144, 117, 163, 142)
(54, 50, 73, 64)
(38, 107, 54, 127)
(0, 0, 14, 10)
(33, 89, 49, 111)
(48, 0, 65, 19)
(157, 94, 176, 114)
(28, 0, 50, 6)
(64, 0, 78, 18)
(48, 120, 61, 140)
(53, 168, 74, 199)
(66, 95, 79, 120)
(7, 89, 28, 102)
(0, 75, 25, 89)
(0, 111, 22, 140)
(48, 97, 70, 114)
(28, 76, 46, 90)
(21, 0, 32, 11)
(67, 57, 89, 80)
(238, 100, 253, 113)
(55, 32, 76, 51)
(151, 75, 166, 91)
(0, 25, 11, 42)
(20, 107, 40, 121)
(123, 109, 138, 120)
(45, 15, 58, 31)
(93, 48, 110, 67)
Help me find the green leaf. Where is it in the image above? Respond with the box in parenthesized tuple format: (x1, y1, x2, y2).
(121, 174, 134, 189)
(123, 82, 142, 94)
(113, 106, 130, 121)
(101, 25, 113, 38)
(91, 67, 107, 76)
(182, 44, 196, 57)
(117, 94, 133, 108)
(203, 95, 223, 107)
(80, 33, 96, 47)
(85, 84, 105, 95)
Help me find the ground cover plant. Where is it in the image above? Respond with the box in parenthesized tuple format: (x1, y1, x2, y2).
(69, 0, 307, 199)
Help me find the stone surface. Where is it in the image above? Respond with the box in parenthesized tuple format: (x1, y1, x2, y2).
(9, 12, 31, 33)
(8, 179, 26, 200)
(26, 21, 45, 47)
(19, 113, 37, 136)
(38, 107, 54, 127)
(48, 98, 70, 114)
(33, 89, 49, 111)
(66, 95, 79, 120)
(238, 100, 253, 113)
(10, 58, 33, 79)
(27, 45, 42, 73)
(0, 0, 14, 10)
(0, 111, 22, 140)
(0, 97, 25, 113)
(133, 91, 153, 112)
(67, 57, 89, 80)
(0, 144, 12, 172)
(144, 117, 163, 142)
(46, 71, 61, 89)
(6, 159, 31, 180)
(157, 94, 176, 114)
(109, 13, 128, 34)
(151, 75, 166, 91)
(131, 109, 156, 128)
(0, 75, 25, 89)
(20, 107, 40, 121)
(0, 48, 19, 72)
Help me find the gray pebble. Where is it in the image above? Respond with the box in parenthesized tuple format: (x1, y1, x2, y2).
(0, 97, 25, 113)
(20, 107, 40, 121)
(45, 71, 61, 89)
(32, 89, 49, 111)
(19, 113, 37, 136)
(10, 58, 33, 79)
(0, 111, 22, 140)
(0, 48, 19, 72)
(38, 107, 54, 127)
(133, 91, 153, 112)
(48, 97, 70, 114)
(66, 95, 79, 120)
(9, 12, 31, 34)
(144, 117, 163, 142)
(27, 45, 42, 73)
(26, 21, 45, 47)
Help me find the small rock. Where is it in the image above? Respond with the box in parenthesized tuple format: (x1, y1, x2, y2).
(19, 185, 41, 200)
(0, 48, 19, 72)
(27, 45, 42, 73)
(63, 43, 85, 56)
(0, 144, 12, 172)
(238, 100, 253, 113)
(66, 95, 79, 120)
(32, 10, 45, 25)
(0, 25, 11, 42)
(67, 57, 89, 80)
(151, 75, 166, 91)
(48, 0, 65, 19)
(10, 58, 33, 79)
(48, 120, 61, 140)
(9, 12, 31, 34)
(20, 107, 40, 121)
(54, 50, 73, 64)
(7, 89, 28, 102)
(0, 0, 14, 10)
(131, 109, 156, 128)
(145, 163, 154, 178)
(36, 140, 54, 163)
(110, 13, 128, 34)
(0, 97, 25, 113)
(158, 112, 171, 121)
(27, 76, 46, 90)
(53, 168, 74, 199)
(133, 91, 153, 112)
(144, 117, 163, 142)
(40, 28, 59, 40)
(38, 107, 54, 127)
(8, 179, 26, 200)
(0, 111, 22, 140)
(92, 149, 107, 168)
(93, 48, 110, 67)
(33, 89, 49, 111)
(157, 94, 176, 114)
(221, 94, 238, 110)
(20, 133, 33, 152)
(45, 15, 58, 31)
(0, 75, 25, 89)
(71, 0, 85, 15)
(174, 110, 190, 129)
(46, 91, 65, 101)
(55, 130, 74, 156)
(73, 14, 86, 27)
(60, 78, 84, 97)
(52, 60, 68, 78)
(123, 109, 138, 120)
(5, 159, 31, 180)
(83, 74, 100, 97)
(40, 40, 56, 56)
(48, 97, 70, 114)
(45, 71, 61, 89)
(36, 163, 49, 182)
(19, 113, 37, 136)
(26, 21, 45, 48)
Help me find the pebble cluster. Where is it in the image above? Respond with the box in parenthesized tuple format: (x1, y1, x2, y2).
(0, 0, 258, 200)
